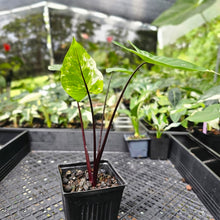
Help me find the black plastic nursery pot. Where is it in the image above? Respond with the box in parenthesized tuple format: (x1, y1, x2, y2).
(58, 160, 126, 220)
(149, 133, 170, 160)
(123, 134, 150, 158)
(168, 133, 220, 220)
(0, 128, 30, 181)
(192, 128, 220, 154)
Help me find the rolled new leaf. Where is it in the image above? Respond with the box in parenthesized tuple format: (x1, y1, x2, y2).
(61, 38, 103, 102)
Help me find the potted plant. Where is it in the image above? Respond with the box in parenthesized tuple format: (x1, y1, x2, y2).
(143, 87, 188, 160)
(50, 38, 150, 220)
(141, 89, 182, 160)
(113, 41, 219, 160)
(143, 103, 179, 159)
(50, 38, 217, 220)
(118, 95, 151, 158)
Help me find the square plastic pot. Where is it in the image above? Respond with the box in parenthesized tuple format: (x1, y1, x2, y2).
(123, 134, 150, 158)
(168, 133, 220, 219)
(149, 133, 170, 160)
(0, 129, 30, 181)
(58, 160, 126, 220)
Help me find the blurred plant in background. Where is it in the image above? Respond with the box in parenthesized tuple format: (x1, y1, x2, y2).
(0, 43, 23, 98)
(158, 15, 220, 84)
(0, 5, 219, 131)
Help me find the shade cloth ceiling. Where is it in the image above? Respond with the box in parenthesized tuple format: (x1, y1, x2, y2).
(0, 0, 176, 24)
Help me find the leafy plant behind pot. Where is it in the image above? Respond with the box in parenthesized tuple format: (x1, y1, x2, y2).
(168, 88, 182, 108)
(118, 96, 146, 138)
(186, 85, 220, 131)
(49, 38, 217, 187)
(143, 102, 180, 138)
(115, 41, 220, 138)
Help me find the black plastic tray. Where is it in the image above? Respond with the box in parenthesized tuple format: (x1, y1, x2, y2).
(0, 128, 216, 219)
(0, 129, 30, 181)
(169, 133, 220, 220)
(0, 151, 214, 220)
(192, 128, 220, 154)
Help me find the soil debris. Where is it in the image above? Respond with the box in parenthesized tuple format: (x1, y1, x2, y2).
(186, 184, 192, 191)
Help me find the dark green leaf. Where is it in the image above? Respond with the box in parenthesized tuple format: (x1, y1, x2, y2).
(0, 75, 6, 88)
(181, 87, 203, 95)
(168, 88, 182, 107)
(113, 41, 208, 72)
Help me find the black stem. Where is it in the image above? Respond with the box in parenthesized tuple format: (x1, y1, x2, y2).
(93, 62, 147, 184)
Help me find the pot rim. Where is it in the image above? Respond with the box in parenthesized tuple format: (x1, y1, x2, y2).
(58, 159, 127, 195)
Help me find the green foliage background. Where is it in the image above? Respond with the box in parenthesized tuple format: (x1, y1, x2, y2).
(0, 8, 219, 129)
(159, 16, 220, 77)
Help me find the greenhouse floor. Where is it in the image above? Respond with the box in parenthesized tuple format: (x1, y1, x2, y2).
(0, 151, 214, 220)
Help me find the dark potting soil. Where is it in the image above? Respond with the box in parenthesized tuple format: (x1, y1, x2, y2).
(126, 134, 148, 140)
(198, 128, 220, 136)
(1, 118, 113, 130)
(62, 168, 119, 193)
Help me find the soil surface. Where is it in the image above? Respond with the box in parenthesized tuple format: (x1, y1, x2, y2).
(126, 134, 149, 140)
(61, 168, 119, 193)
(198, 128, 220, 136)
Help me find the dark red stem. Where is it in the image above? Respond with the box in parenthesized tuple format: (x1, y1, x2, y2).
(77, 102, 93, 182)
(98, 73, 113, 153)
(76, 51, 97, 175)
(93, 62, 147, 183)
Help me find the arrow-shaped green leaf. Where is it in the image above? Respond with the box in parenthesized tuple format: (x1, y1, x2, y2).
(61, 38, 103, 102)
(114, 41, 209, 72)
